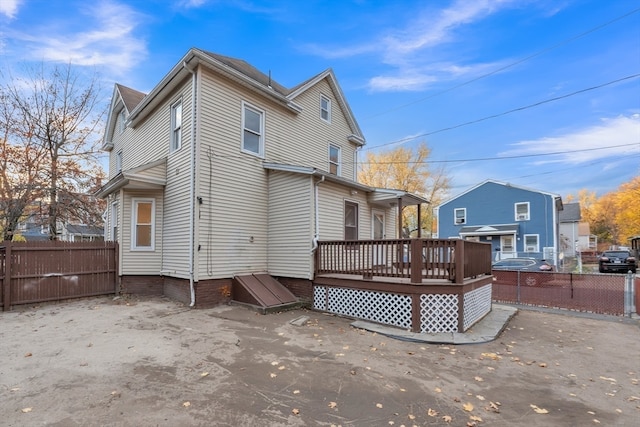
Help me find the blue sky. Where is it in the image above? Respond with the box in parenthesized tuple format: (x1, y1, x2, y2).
(1, 0, 639, 199)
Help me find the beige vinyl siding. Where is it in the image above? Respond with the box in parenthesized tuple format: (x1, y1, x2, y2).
(120, 189, 163, 275)
(266, 171, 314, 279)
(317, 181, 371, 241)
(196, 69, 269, 279)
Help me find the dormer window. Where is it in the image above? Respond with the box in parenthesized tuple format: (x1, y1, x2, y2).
(320, 95, 331, 123)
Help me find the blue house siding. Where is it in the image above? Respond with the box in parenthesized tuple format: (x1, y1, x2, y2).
(435, 180, 562, 264)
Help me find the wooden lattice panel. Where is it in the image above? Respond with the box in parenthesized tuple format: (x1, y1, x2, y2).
(420, 294, 459, 333)
(463, 284, 492, 331)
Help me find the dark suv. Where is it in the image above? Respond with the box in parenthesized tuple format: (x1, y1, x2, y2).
(598, 250, 636, 273)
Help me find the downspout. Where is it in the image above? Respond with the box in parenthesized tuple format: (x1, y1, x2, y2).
(185, 60, 197, 307)
(311, 176, 325, 253)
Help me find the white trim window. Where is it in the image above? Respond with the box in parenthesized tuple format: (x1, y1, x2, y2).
(320, 95, 331, 123)
(116, 150, 123, 173)
(131, 198, 155, 251)
(515, 202, 530, 221)
(344, 201, 358, 240)
(118, 109, 126, 134)
(454, 208, 466, 224)
(524, 234, 539, 252)
(111, 202, 118, 241)
(242, 102, 265, 157)
(170, 100, 182, 152)
(329, 144, 341, 175)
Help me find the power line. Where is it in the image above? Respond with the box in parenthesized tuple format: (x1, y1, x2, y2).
(363, 7, 640, 120)
(364, 74, 640, 151)
(359, 142, 640, 164)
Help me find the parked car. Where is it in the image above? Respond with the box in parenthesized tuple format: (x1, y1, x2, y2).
(492, 258, 554, 272)
(598, 250, 637, 273)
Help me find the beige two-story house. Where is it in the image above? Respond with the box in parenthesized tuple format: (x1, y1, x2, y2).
(98, 48, 427, 308)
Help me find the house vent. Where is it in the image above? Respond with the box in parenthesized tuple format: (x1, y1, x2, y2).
(517, 214, 527, 220)
(456, 219, 465, 224)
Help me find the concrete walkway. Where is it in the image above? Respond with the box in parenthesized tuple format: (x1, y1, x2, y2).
(350, 304, 518, 344)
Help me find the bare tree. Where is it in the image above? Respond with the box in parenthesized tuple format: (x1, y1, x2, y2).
(3, 63, 106, 239)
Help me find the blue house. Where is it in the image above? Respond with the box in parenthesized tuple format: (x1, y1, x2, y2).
(434, 180, 563, 265)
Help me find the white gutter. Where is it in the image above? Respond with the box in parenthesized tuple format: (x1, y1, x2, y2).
(185, 60, 197, 307)
(311, 176, 325, 253)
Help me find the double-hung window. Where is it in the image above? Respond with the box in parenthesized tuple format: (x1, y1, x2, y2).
(329, 144, 341, 175)
(116, 150, 123, 173)
(242, 102, 264, 157)
(132, 199, 155, 250)
(111, 202, 118, 241)
(320, 95, 331, 123)
(344, 201, 358, 240)
(171, 100, 182, 152)
(524, 234, 539, 252)
(515, 202, 530, 221)
(118, 109, 126, 134)
(454, 208, 466, 224)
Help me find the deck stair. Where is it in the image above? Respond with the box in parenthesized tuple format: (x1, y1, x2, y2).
(232, 274, 300, 314)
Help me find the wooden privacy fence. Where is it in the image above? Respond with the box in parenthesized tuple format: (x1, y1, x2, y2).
(0, 241, 118, 311)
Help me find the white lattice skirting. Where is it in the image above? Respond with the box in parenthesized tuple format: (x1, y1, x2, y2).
(313, 286, 412, 329)
(462, 284, 492, 331)
(314, 283, 493, 334)
(420, 294, 459, 333)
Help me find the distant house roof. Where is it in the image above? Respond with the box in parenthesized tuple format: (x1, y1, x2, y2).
(459, 224, 519, 236)
(66, 224, 103, 236)
(559, 202, 581, 222)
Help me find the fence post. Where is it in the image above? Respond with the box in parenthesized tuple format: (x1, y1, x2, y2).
(3, 242, 11, 311)
(624, 271, 636, 318)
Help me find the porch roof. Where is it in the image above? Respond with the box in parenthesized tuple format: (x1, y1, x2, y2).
(96, 158, 167, 198)
(459, 224, 519, 236)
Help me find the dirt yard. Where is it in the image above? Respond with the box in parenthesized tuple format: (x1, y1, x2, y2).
(1, 296, 639, 427)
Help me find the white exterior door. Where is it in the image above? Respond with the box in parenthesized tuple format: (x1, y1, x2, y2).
(373, 211, 385, 265)
(500, 235, 516, 259)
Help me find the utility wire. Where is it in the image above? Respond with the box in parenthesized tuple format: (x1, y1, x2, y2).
(363, 7, 640, 120)
(359, 143, 640, 164)
(364, 73, 640, 151)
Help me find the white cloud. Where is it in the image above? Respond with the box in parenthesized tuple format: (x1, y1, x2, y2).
(0, 0, 21, 19)
(500, 114, 640, 164)
(7, 1, 146, 75)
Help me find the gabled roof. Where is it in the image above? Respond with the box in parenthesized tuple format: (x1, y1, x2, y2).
(102, 84, 147, 151)
(121, 48, 365, 145)
(436, 179, 562, 209)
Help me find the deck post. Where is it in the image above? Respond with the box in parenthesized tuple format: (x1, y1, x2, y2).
(3, 242, 11, 311)
(411, 294, 421, 332)
(454, 239, 465, 284)
(410, 239, 422, 283)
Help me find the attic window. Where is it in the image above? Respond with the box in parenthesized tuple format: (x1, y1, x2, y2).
(320, 95, 331, 123)
(170, 100, 182, 152)
(118, 110, 126, 134)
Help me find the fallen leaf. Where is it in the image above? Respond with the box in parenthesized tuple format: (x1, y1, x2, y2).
(293, 390, 300, 394)
(21, 408, 32, 413)
(200, 372, 209, 377)
(470, 415, 483, 422)
(476, 395, 485, 401)
(442, 415, 452, 423)
(474, 376, 484, 382)
(269, 373, 277, 378)
(408, 414, 416, 420)
(434, 387, 442, 393)
(24, 353, 32, 358)
(427, 408, 438, 417)
(463, 402, 474, 412)
(328, 402, 337, 408)
(278, 365, 285, 370)
(481, 352, 502, 360)
(183, 402, 191, 407)
(593, 420, 600, 424)
(599, 376, 616, 383)
(376, 403, 383, 408)
(292, 408, 300, 415)
(271, 361, 279, 366)
(530, 404, 548, 414)
(539, 363, 547, 368)
(10, 388, 20, 392)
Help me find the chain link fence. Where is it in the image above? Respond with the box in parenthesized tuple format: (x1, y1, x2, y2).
(492, 270, 637, 316)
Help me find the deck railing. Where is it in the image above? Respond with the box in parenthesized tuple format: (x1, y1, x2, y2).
(315, 238, 492, 284)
